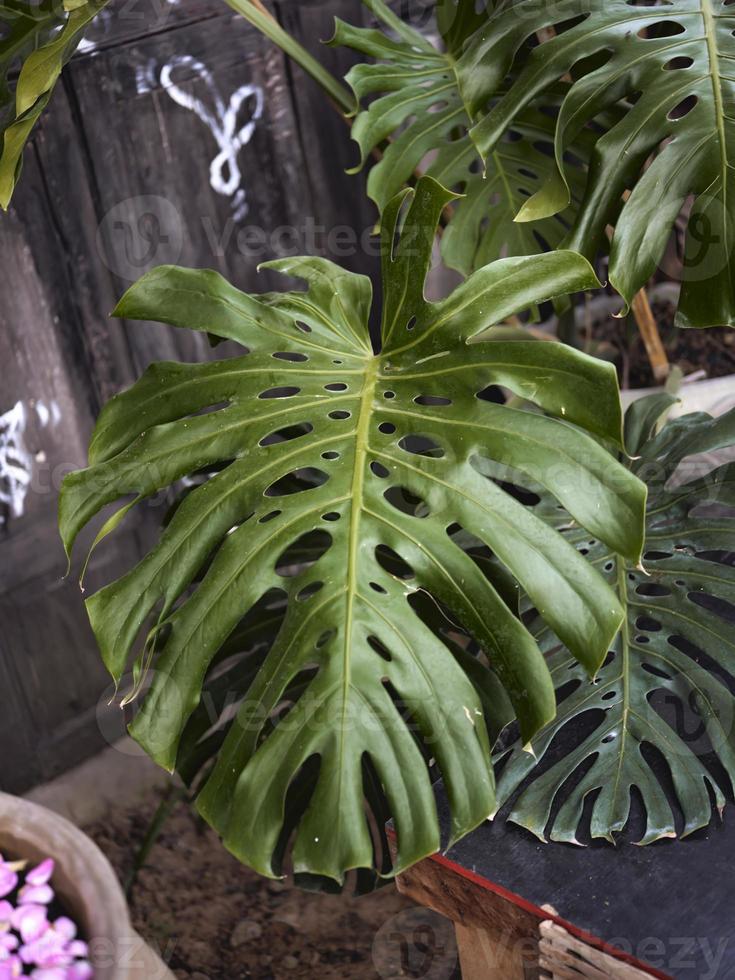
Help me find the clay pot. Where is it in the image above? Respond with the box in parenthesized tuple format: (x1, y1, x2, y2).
(0, 792, 174, 980)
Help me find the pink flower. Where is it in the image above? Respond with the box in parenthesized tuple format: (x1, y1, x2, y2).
(18, 885, 54, 907)
(68, 964, 93, 980)
(51, 919, 76, 943)
(0, 856, 93, 978)
(0, 934, 18, 955)
(0, 870, 17, 903)
(0, 955, 22, 977)
(11, 904, 47, 944)
(0, 903, 12, 932)
(25, 862, 54, 888)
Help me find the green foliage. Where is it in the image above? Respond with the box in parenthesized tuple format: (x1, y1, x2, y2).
(0, 0, 108, 209)
(59, 177, 646, 883)
(494, 396, 735, 843)
(333, 0, 593, 276)
(457, 0, 735, 328)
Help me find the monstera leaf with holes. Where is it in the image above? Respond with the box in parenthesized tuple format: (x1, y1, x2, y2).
(457, 0, 735, 328)
(332, 0, 593, 277)
(59, 176, 646, 883)
(0, 0, 109, 209)
(493, 394, 735, 844)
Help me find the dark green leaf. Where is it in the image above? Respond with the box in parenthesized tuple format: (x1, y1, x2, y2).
(458, 0, 735, 328)
(59, 176, 645, 883)
(332, 1, 593, 276)
(494, 398, 735, 843)
(0, 0, 109, 209)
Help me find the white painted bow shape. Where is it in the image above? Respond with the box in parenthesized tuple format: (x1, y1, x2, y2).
(160, 55, 264, 201)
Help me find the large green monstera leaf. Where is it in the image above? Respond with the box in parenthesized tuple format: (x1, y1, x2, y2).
(333, 0, 592, 276)
(60, 177, 646, 882)
(457, 0, 735, 328)
(493, 395, 735, 844)
(0, 0, 109, 208)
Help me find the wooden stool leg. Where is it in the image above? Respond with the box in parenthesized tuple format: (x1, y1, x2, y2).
(455, 921, 532, 980)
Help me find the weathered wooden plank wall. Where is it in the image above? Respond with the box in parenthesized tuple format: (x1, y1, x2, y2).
(0, 0, 377, 792)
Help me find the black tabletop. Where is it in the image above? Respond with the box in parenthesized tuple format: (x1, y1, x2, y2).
(430, 784, 735, 980)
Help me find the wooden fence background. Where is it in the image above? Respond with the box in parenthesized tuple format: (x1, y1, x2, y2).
(0, 0, 383, 792)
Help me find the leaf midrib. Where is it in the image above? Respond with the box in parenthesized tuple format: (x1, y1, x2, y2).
(701, 0, 730, 266)
(337, 357, 379, 830)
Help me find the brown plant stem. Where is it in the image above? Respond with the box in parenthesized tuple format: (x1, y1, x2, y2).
(630, 289, 670, 383)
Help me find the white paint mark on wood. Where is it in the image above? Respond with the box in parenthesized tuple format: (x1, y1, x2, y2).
(159, 55, 264, 218)
(0, 400, 60, 525)
(0, 402, 32, 524)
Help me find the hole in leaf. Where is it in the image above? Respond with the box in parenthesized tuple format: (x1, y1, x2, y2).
(371, 461, 390, 478)
(639, 20, 685, 38)
(295, 320, 312, 333)
(636, 615, 662, 632)
(265, 467, 329, 497)
(636, 583, 671, 597)
(668, 95, 698, 120)
(414, 394, 451, 406)
(663, 55, 694, 70)
(259, 510, 281, 524)
(296, 581, 324, 602)
(316, 629, 334, 649)
(689, 590, 735, 624)
(273, 351, 308, 362)
(322, 451, 340, 460)
(367, 635, 392, 662)
(259, 422, 313, 447)
(384, 390, 396, 399)
(398, 434, 445, 459)
(259, 386, 300, 399)
(384, 486, 430, 518)
(328, 410, 351, 421)
(369, 581, 388, 594)
(379, 421, 396, 435)
(375, 544, 414, 580)
(275, 529, 332, 577)
(325, 382, 348, 392)
(322, 512, 340, 522)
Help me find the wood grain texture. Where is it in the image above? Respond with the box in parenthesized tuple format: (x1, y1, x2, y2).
(0, 0, 376, 791)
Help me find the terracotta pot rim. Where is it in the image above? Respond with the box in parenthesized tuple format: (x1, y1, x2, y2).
(0, 791, 131, 979)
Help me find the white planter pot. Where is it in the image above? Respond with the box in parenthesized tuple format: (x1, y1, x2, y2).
(0, 793, 174, 980)
(621, 373, 735, 418)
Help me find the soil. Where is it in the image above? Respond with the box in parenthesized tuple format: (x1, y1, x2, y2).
(86, 787, 459, 980)
(594, 294, 735, 390)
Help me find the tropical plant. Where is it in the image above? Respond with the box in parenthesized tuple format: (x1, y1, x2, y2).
(493, 395, 735, 843)
(330, 0, 595, 276)
(456, 0, 735, 329)
(59, 177, 646, 882)
(0, 0, 730, 885)
(0, 0, 109, 209)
